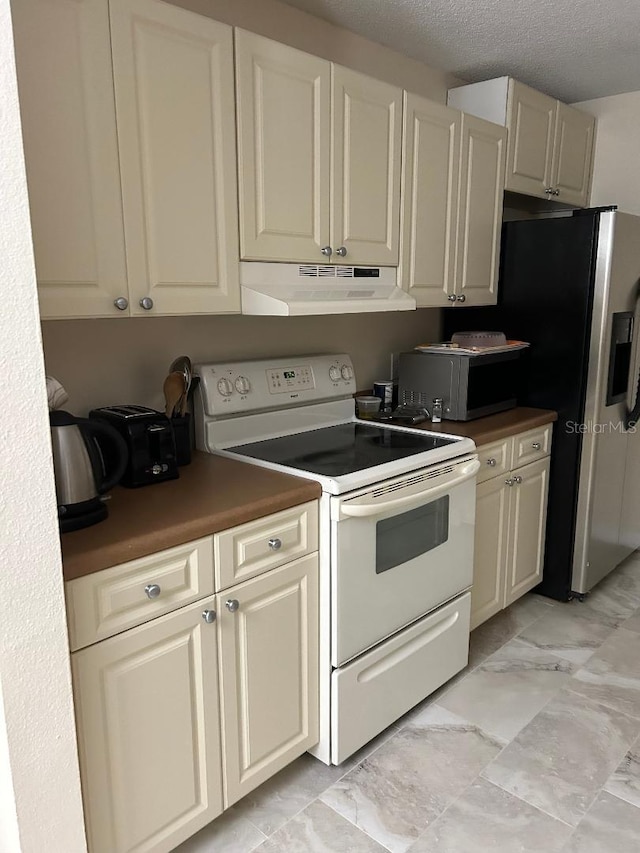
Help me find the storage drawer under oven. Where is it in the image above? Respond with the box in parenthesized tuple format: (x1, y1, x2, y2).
(331, 591, 471, 764)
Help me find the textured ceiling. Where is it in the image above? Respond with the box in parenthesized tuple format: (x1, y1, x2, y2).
(280, 0, 640, 102)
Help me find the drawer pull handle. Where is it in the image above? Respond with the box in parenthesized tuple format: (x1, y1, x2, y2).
(486, 457, 497, 466)
(505, 478, 514, 486)
(514, 475, 523, 484)
(202, 609, 216, 624)
(268, 537, 282, 551)
(531, 442, 541, 450)
(144, 584, 161, 599)
(226, 599, 240, 613)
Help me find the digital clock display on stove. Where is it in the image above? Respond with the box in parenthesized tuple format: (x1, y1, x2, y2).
(283, 370, 296, 379)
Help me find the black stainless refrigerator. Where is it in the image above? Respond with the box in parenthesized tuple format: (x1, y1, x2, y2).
(444, 207, 640, 601)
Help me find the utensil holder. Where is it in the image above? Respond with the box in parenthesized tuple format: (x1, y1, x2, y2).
(171, 414, 192, 466)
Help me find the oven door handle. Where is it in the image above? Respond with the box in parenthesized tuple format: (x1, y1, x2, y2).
(339, 458, 480, 519)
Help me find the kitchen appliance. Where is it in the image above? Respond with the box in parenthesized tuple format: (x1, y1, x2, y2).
(89, 406, 179, 487)
(444, 207, 640, 599)
(398, 344, 525, 421)
(240, 261, 416, 315)
(195, 354, 478, 765)
(50, 411, 128, 532)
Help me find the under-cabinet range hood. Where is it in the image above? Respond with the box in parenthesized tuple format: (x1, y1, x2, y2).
(240, 262, 416, 316)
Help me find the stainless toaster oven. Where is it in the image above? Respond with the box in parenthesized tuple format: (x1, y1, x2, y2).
(398, 348, 523, 421)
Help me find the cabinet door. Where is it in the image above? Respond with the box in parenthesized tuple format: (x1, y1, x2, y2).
(504, 457, 550, 607)
(331, 66, 402, 266)
(455, 114, 506, 306)
(471, 475, 510, 630)
(72, 596, 223, 853)
(235, 31, 331, 263)
(12, 0, 128, 318)
(399, 94, 460, 307)
(551, 103, 595, 207)
(218, 554, 319, 807)
(110, 0, 240, 315)
(505, 80, 556, 198)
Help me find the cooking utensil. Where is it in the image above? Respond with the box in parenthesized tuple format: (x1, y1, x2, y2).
(169, 356, 192, 398)
(163, 371, 185, 419)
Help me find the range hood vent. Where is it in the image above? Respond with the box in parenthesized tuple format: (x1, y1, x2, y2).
(240, 261, 416, 316)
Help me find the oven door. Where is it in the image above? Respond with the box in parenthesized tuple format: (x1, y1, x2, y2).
(330, 455, 479, 667)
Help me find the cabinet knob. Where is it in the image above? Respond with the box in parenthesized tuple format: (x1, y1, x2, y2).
(145, 583, 161, 599)
(202, 609, 216, 624)
(456, 294, 466, 303)
(268, 537, 282, 551)
(486, 457, 497, 467)
(505, 478, 514, 486)
(553, 189, 560, 196)
(139, 296, 154, 310)
(531, 441, 541, 450)
(336, 246, 347, 257)
(225, 599, 240, 613)
(114, 296, 128, 311)
(321, 246, 333, 257)
(514, 475, 523, 484)
(447, 294, 457, 302)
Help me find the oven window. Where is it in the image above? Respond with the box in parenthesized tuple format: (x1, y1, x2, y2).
(376, 496, 449, 574)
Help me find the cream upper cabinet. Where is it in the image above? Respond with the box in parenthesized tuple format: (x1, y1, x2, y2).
(448, 76, 595, 207)
(470, 428, 552, 630)
(13, 0, 240, 319)
(218, 553, 319, 807)
(12, 0, 128, 318)
(455, 113, 506, 305)
(551, 103, 596, 207)
(505, 81, 556, 198)
(400, 95, 504, 308)
(399, 95, 460, 306)
(235, 33, 402, 265)
(331, 66, 402, 265)
(235, 30, 331, 263)
(110, 0, 240, 315)
(73, 596, 223, 853)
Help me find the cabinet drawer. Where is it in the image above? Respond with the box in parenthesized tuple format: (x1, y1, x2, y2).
(214, 501, 318, 591)
(331, 592, 470, 764)
(512, 424, 553, 468)
(66, 537, 215, 651)
(476, 437, 513, 484)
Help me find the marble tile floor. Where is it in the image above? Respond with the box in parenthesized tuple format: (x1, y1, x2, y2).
(175, 553, 640, 853)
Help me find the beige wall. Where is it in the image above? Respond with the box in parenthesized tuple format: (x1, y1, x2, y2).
(574, 91, 640, 215)
(1, 1, 86, 848)
(41, 310, 440, 414)
(40, 0, 456, 415)
(169, 0, 461, 101)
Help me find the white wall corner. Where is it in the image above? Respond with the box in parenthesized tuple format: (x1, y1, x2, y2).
(0, 1, 86, 850)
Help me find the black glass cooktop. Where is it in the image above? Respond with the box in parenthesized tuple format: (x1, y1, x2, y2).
(229, 423, 458, 477)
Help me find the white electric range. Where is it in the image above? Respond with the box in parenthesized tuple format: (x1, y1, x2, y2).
(195, 354, 479, 764)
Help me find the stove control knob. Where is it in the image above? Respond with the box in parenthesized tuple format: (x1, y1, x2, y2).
(329, 366, 341, 382)
(235, 375, 251, 395)
(217, 377, 234, 396)
(341, 364, 353, 381)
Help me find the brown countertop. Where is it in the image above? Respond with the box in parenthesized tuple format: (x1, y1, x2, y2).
(404, 407, 558, 446)
(61, 452, 321, 581)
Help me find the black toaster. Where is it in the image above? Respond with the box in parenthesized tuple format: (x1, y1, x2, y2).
(89, 406, 179, 487)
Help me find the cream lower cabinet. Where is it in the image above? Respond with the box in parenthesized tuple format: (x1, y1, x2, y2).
(400, 94, 505, 307)
(235, 30, 402, 266)
(68, 504, 319, 852)
(12, 0, 240, 319)
(218, 554, 319, 806)
(471, 427, 552, 630)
